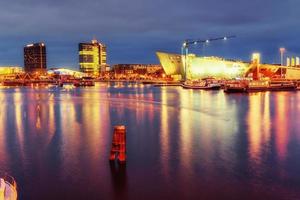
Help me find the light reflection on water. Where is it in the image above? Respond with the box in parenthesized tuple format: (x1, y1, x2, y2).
(0, 83, 299, 199)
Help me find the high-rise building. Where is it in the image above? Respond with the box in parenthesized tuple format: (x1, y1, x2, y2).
(24, 43, 47, 73)
(79, 39, 107, 74)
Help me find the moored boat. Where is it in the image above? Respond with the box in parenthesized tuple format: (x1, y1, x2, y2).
(153, 81, 182, 87)
(269, 81, 296, 91)
(246, 80, 269, 92)
(182, 80, 221, 90)
(224, 81, 247, 93)
(74, 80, 95, 87)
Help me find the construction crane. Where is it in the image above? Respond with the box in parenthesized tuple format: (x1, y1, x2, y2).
(182, 35, 236, 80)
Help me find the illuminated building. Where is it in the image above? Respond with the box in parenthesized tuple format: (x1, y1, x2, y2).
(24, 43, 47, 73)
(156, 52, 183, 76)
(112, 64, 164, 77)
(287, 57, 300, 67)
(157, 51, 249, 80)
(0, 67, 23, 75)
(156, 51, 300, 80)
(79, 39, 107, 74)
(47, 68, 86, 78)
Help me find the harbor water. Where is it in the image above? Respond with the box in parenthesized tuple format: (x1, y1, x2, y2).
(0, 82, 300, 199)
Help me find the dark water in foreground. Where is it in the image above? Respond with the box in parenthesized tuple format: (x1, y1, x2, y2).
(0, 82, 300, 200)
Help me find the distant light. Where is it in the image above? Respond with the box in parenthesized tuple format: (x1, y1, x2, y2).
(224, 37, 227, 40)
(183, 42, 187, 47)
(26, 44, 34, 47)
(92, 39, 98, 44)
(193, 41, 197, 45)
(252, 52, 261, 64)
(206, 40, 209, 43)
(279, 47, 286, 53)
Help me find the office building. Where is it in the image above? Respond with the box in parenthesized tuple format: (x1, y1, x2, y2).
(79, 39, 107, 74)
(24, 43, 47, 73)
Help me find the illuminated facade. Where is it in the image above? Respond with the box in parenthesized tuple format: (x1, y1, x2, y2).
(24, 43, 47, 73)
(112, 64, 164, 79)
(48, 68, 86, 78)
(156, 52, 183, 76)
(156, 51, 249, 79)
(79, 39, 107, 74)
(183, 54, 250, 79)
(112, 64, 163, 75)
(156, 51, 300, 80)
(0, 67, 23, 75)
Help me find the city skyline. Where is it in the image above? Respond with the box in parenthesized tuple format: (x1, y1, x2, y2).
(0, 0, 299, 69)
(1, 1, 300, 199)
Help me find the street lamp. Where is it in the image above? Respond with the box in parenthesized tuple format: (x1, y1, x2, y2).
(279, 47, 286, 66)
(182, 41, 189, 81)
(279, 47, 286, 78)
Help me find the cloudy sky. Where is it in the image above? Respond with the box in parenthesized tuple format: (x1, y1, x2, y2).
(0, 0, 299, 69)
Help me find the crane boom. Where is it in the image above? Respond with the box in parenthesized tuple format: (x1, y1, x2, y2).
(183, 35, 236, 47)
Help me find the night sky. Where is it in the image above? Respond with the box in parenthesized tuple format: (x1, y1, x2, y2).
(0, 0, 299, 69)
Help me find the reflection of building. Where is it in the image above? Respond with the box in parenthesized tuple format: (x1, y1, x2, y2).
(24, 43, 47, 73)
(79, 39, 107, 74)
(112, 64, 163, 76)
(156, 51, 300, 80)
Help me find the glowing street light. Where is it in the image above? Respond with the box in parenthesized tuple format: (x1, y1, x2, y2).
(279, 47, 286, 66)
(279, 47, 286, 78)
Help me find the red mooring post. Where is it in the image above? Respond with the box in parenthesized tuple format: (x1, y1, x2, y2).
(109, 125, 126, 163)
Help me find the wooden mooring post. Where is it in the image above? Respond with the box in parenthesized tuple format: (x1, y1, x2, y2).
(109, 125, 126, 163)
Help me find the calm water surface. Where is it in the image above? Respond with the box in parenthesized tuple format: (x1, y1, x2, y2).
(0, 82, 300, 199)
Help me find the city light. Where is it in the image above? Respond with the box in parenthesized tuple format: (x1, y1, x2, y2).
(1, 1, 300, 200)
(280, 47, 286, 66)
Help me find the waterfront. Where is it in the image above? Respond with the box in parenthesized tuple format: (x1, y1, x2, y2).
(0, 83, 300, 199)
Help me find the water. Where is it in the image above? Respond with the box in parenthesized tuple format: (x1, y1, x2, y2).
(0, 83, 300, 199)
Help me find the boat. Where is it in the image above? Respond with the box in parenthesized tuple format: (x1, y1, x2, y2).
(182, 80, 221, 90)
(224, 81, 247, 93)
(74, 77, 95, 87)
(2, 80, 25, 86)
(246, 80, 269, 92)
(153, 82, 182, 87)
(269, 81, 296, 91)
(74, 80, 95, 87)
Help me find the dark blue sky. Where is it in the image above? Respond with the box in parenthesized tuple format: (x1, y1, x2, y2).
(0, 0, 299, 69)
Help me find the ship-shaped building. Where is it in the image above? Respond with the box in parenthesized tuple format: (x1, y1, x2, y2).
(156, 51, 300, 80)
